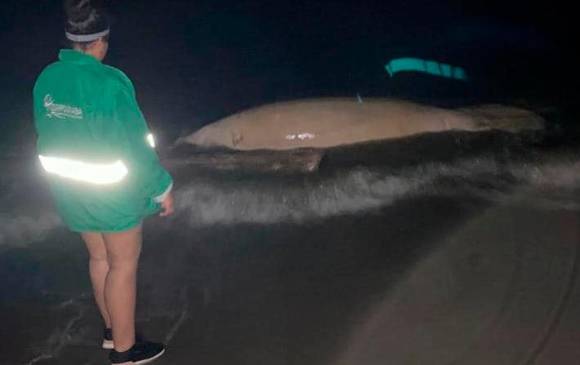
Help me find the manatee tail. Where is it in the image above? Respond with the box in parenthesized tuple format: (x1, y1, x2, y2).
(459, 105, 545, 133)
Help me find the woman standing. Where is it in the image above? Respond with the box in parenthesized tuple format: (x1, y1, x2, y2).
(34, 1, 172, 364)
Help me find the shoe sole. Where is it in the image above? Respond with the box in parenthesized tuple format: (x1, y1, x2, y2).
(133, 348, 166, 365)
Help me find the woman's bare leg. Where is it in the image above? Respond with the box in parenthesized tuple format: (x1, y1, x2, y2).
(103, 225, 142, 352)
(81, 232, 112, 329)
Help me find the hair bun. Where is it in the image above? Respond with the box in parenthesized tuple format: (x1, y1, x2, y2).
(64, 0, 109, 36)
(64, 0, 94, 21)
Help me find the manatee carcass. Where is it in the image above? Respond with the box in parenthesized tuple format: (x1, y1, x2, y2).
(178, 98, 544, 151)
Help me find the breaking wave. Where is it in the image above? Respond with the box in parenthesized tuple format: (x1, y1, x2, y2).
(175, 155, 580, 225)
(1, 151, 579, 245)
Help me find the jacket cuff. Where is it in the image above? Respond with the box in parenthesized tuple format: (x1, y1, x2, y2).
(153, 182, 173, 203)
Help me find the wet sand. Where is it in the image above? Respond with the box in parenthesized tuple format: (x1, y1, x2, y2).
(1, 130, 580, 364)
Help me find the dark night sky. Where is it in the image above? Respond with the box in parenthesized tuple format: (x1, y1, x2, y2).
(0, 0, 576, 150)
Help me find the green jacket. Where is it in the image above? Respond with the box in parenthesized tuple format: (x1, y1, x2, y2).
(33, 49, 173, 232)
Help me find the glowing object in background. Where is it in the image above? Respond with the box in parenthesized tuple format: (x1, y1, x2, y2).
(385, 58, 468, 81)
(146, 133, 156, 148)
(39, 155, 128, 185)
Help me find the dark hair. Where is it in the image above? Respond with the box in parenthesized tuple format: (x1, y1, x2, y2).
(64, 0, 110, 48)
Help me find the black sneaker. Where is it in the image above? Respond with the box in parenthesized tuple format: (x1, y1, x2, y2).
(109, 341, 166, 365)
(103, 328, 114, 349)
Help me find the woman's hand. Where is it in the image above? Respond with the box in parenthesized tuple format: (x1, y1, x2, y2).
(159, 192, 174, 217)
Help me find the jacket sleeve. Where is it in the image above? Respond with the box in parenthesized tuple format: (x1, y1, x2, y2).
(109, 79, 173, 203)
